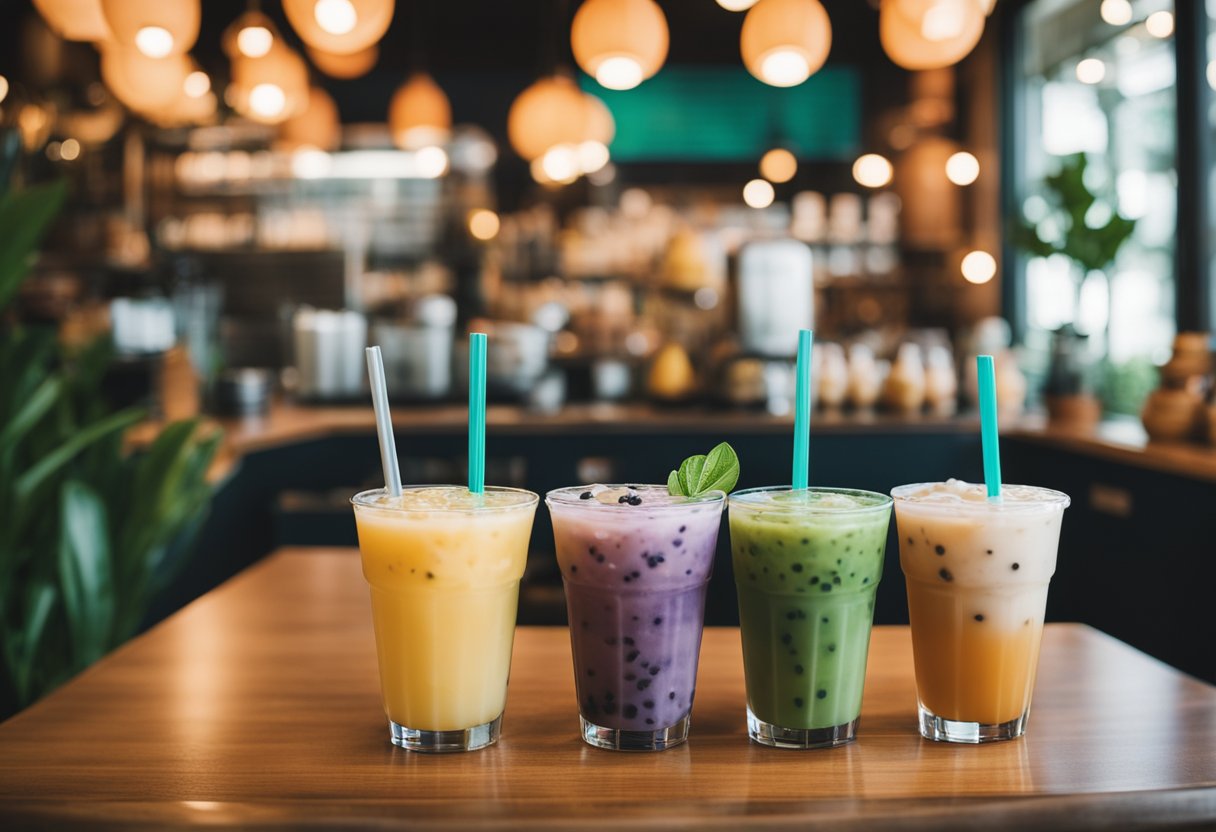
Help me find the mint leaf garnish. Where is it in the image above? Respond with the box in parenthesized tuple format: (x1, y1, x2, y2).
(667, 442, 739, 497)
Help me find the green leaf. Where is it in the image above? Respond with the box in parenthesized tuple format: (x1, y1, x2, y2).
(0, 376, 61, 452)
(58, 480, 113, 666)
(697, 442, 740, 495)
(668, 442, 741, 498)
(678, 454, 706, 495)
(14, 408, 144, 501)
(0, 179, 68, 311)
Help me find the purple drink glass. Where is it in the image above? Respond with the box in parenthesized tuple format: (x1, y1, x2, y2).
(547, 485, 725, 751)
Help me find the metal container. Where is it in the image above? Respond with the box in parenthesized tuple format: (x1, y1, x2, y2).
(736, 239, 814, 358)
(292, 307, 367, 400)
(215, 368, 272, 416)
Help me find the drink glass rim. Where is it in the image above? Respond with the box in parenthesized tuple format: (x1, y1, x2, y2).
(545, 483, 726, 512)
(890, 482, 1071, 513)
(351, 484, 539, 514)
(729, 485, 892, 516)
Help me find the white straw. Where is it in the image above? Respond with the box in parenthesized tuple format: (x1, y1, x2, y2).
(365, 346, 402, 497)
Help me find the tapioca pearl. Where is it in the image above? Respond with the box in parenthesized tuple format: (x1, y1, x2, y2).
(626, 650, 639, 662)
(810, 576, 819, 585)
(827, 644, 836, 653)
(794, 697, 804, 708)
(637, 678, 652, 691)
(625, 672, 637, 681)
(570, 565, 578, 574)
(623, 636, 635, 646)
(974, 614, 985, 622)
(648, 666, 661, 676)
(669, 691, 676, 700)
(794, 664, 804, 674)
(822, 616, 829, 623)
(586, 668, 596, 677)
(672, 538, 683, 547)
(780, 633, 793, 645)
(820, 583, 832, 593)
(679, 525, 686, 533)
(939, 568, 953, 582)
(816, 689, 827, 699)
(1012, 563, 1020, 571)
(622, 704, 638, 718)
(653, 617, 663, 626)
(792, 563, 804, 573)
(986, 549, 994, 555)
(935, 545, 946, 556)
(643, 699, 654, 709)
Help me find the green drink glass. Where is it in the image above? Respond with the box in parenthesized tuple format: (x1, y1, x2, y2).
(729, 486, 892, 749)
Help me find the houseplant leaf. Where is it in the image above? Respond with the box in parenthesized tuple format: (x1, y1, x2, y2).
(58, 480, 113, 666)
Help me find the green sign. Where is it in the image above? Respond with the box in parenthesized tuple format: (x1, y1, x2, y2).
(582, 66, 860, 163)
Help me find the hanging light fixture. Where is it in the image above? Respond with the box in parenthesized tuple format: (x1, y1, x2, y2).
(388, 73, 452, 151)
(740, 0, 832, 88)
(282, 0, 395, 55)
(230, 42, 310, 124)
(100, 46, 192, 113)
(537, 92, 616, 180)
(507, 74, 591, 161)
(880, 0, 985, 71)
(307, 44, 379, 78)
(717, 0, 759, 10)
(279, 86, 341, 151)
(571, 0, 669, 91)
(223, 10, 277, 60)
(759, 147, 798, 183)
(32, 0, 110, 42)
(100, 0, 200, 58)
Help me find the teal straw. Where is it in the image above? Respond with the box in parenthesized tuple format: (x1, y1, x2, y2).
(792, 329, 814, 490)
(976, 354, 1002, 501)
(468, 332, 487, 494)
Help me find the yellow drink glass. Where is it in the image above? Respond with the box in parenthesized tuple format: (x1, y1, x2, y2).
(352, 485, 538, 752)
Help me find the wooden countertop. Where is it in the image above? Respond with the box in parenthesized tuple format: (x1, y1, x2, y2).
(1, 548, 1213, 830)
(1006, 418, 1216, 484)
(131, 398, 1216, 486)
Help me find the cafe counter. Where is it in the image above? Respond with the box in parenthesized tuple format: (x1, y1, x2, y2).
(1, 549, 1212, 830)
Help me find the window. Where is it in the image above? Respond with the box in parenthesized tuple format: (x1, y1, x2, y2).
(1012, 0, 1178, 411)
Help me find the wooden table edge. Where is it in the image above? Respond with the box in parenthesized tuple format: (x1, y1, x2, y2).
(2, 786, 1214, 831)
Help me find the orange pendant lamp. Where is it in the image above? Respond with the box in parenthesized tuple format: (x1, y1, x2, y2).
(570, 0, 669, 91)
(507, 75, 590, 161)
(307, 44, 379, 79)
(100, 46, 192, 113)
(32, 0, 110, 42)
(231, 43, 310, 124)
(282, 0, 395, 56)
(388, 73, 452, 150)
(740, 0, 832, 88)
(99, 0, 200, 58)
(280, 87, 342, 151)
(880, 0, 985, 71)
(223, 10, 278, 60)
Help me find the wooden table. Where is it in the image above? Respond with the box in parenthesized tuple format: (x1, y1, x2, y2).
(1, 549, 1213, 830)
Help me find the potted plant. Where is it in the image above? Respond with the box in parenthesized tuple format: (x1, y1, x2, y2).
(0, 132, 220, 717)
(1014, 153, 1136, 428)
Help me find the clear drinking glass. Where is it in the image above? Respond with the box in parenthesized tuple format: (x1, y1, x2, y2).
(892, 481, 1070, 743)
(351, 485, 538, 752)
(547, 485, 725, 751)
(729, 486, 892, 749)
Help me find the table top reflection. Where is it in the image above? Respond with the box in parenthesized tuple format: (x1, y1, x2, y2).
(0, 548, 1213, 830)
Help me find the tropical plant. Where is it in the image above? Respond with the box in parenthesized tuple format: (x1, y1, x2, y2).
(1013, 153, 1138, 400)
(0, 141, 220, 716)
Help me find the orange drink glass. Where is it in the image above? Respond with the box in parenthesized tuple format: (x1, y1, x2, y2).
(892, 481, 1070, 743)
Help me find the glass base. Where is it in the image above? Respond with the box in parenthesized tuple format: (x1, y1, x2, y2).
(389, 713, 502, 752)
(579, 714, 690, 751)
(747, 708, 858, 749)
(918, 703, 1029, 744)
